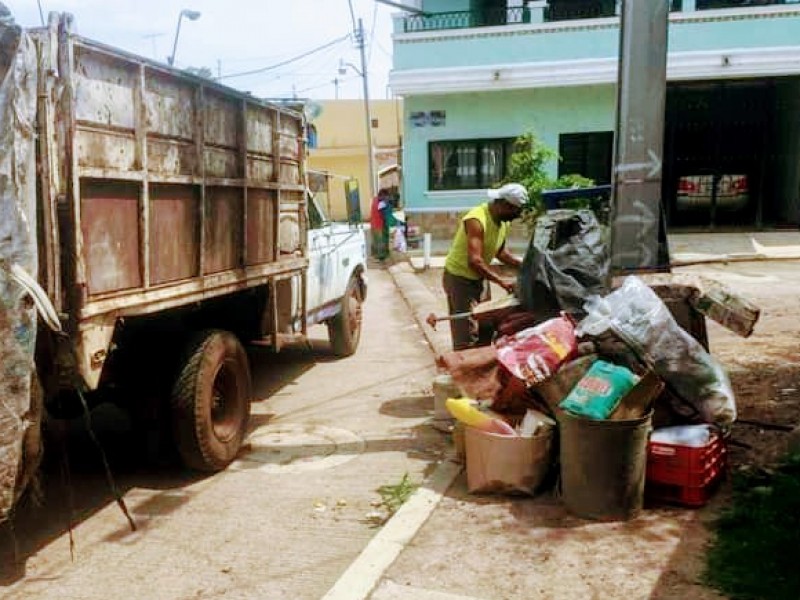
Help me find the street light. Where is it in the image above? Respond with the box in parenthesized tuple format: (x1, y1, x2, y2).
(339, 18, 377, 201)
(168, 9, 201, 67)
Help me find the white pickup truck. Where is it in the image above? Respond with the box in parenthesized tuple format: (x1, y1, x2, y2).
(305, 171, 368, 357)
(0, 10, 367, 522)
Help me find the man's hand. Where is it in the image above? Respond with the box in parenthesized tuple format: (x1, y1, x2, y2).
(499, 279, 516, 295)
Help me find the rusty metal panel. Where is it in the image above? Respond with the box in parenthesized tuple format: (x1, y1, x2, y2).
(278, 200, 303, 257)
(204, 91, 241, 179)
(246, 104, 274, 154)
(145, 71, 198, 178)
(205, 146, 240, 179)
(149, 184, 199, 284)
(73, 45, 136, 130)
(279, 160, 302, 185)
(246, 188, 276, 265)
(147, 139, 198, 177)
(245, 104, 274, 185)
(204, 91, 239, 148)
(276, 116, 302, 184)
(80, 181, 142, 294)
(204, 186, 242, 274)
(145, 72, 196, 139)
(246, 156, 274, 183)
(76, 128, 137, 171)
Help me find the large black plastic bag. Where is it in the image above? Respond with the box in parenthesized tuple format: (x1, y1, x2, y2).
(517, 209, 609, 320)
(578, 276, 736, 429)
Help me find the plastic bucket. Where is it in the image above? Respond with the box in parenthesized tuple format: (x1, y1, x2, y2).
(557, 409, 652, 520)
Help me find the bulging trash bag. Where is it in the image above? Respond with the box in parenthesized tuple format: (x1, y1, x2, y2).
(578, 276, 736, 429)
(517, 209, 609, 321)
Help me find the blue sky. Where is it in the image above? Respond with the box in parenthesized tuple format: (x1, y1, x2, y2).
(5, 0, 397, 101)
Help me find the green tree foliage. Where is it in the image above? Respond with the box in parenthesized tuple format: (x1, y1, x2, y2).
(184, 66, 214, 79)
(501, 131, 597, 231)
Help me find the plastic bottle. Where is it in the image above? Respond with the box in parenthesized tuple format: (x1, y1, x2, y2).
(445, 397, 517, 436)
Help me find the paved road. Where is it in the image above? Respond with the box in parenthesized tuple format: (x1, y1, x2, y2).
(0, 266, 445, 600)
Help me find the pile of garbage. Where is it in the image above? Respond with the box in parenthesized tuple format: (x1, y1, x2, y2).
(434, 209, 760, 518)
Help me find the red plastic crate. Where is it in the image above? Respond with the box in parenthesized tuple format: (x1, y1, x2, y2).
(646, 466, 724, 507)
(646, 433, 727, 488)
(645, 432, 727, 507)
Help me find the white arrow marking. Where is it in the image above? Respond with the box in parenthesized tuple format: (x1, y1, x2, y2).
(614, 149, 662, 178)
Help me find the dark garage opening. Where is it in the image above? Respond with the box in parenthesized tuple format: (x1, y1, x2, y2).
(663, 77, 800, 230)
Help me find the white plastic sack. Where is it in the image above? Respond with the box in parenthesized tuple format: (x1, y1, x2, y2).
(578, 276, 736, 428)
(392, 226, 407, 253)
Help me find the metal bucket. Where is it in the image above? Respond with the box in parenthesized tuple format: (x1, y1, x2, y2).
(557, 409, 652, 520)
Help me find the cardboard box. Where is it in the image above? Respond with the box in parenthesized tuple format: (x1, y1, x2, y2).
(608, 369, 664, 421)
(464, 425, 554, 495)
(634, 273, 760, 338)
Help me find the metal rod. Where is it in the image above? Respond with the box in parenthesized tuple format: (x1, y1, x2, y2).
(357, 19, 377, 200)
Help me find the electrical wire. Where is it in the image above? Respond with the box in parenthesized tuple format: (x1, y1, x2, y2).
(347, 0, 358, 34)
(216, 34, 351, 81)
(368, 1, 379, 65)
(250, 39, 349, 94)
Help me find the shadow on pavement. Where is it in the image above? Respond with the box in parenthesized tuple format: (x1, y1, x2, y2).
(0, 335, 339, 586)
(0, 403, 204, 587)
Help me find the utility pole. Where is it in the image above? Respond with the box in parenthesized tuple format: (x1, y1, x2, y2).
(609, 0, 670, 275)
(332, 77, 340, 100)
(356, 18, 377, 201)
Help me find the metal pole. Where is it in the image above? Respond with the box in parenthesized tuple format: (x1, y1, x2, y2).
(357, 18, 377, 201)
(168, 14, 183, 66)
(609, 0, 670, 275)
(423, 232, 432, 270)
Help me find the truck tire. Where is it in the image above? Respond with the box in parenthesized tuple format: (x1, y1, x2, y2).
(171, 330, 251, 472)
(328, 279, 363, 357)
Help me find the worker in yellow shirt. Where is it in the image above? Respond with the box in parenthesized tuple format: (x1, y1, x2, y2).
(442, 183, 527, 350)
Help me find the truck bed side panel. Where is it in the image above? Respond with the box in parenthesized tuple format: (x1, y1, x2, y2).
(41, 28, 309, 389)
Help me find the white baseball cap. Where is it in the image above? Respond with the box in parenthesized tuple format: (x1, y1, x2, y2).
(487, 183, 528, 207)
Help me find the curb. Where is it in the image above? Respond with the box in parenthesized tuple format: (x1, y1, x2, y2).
(322, 460, 463, 600)
(385, 258, 452, 359)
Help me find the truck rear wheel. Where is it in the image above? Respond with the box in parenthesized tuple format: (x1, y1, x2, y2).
(171, 330, 251, 472)
(328, 279, 363, 357)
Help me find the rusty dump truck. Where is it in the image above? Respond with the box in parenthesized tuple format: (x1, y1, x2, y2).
(0, 10, 367, 522)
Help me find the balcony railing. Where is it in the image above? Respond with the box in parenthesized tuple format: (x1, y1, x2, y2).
(402, 0, 798, 33)
(404, 7, 530, 32)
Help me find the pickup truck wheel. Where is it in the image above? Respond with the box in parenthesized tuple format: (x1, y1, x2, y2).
(328, 280, 363, 357)
(171, 330, 251, 472)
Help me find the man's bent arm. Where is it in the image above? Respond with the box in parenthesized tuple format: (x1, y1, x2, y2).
(496, 243, 521, 268)
(465, 219, 513, 292)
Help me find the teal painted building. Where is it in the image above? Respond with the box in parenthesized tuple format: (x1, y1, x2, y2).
(389, 1, 800, 235)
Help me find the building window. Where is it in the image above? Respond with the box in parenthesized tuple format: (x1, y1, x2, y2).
(558, 131, 614, 185)
(429, 138, 514, 190)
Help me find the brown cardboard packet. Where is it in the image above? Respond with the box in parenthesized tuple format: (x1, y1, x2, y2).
(608, 370, 664, 421)
(464, 425, 554, 495)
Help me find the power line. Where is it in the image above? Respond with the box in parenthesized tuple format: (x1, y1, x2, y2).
(368, 1, 379, 65)
(347, 0, 358, 34)
(249, 38, 348, 91)
(216, 34, 351, 81)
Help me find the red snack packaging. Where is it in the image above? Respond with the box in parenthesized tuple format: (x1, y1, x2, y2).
(494, 316, 577, 387)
